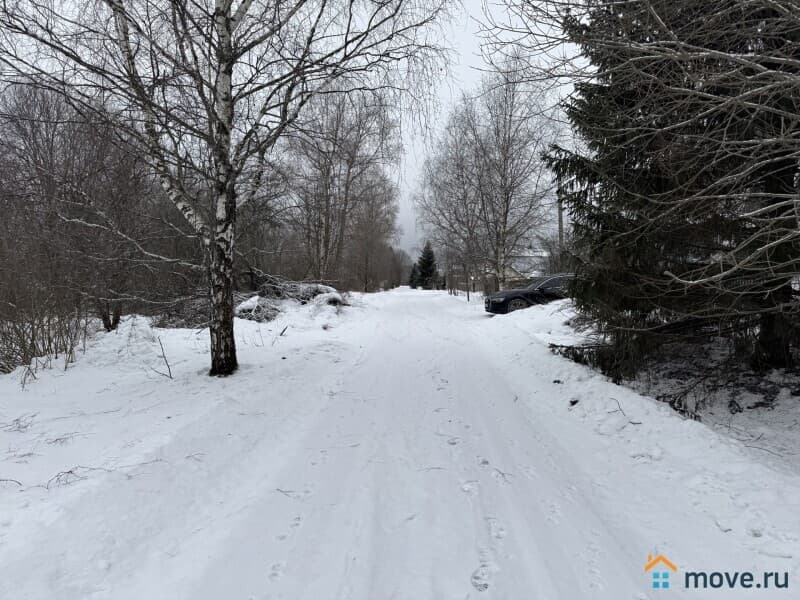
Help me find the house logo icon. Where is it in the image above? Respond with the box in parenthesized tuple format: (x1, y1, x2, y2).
(645, 554, 678, 589)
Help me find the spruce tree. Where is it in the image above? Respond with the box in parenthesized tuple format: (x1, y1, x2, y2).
(408, 264, 419, 289)
(416, 241, 437, 289)
(548, 0, 800, 378)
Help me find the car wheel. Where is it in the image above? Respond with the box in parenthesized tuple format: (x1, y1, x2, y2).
(507, 298, 528, 312)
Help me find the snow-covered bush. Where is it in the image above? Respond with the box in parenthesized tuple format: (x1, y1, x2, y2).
(234, 295, 281, 322)
(311, 292, 345, 307)
(152, 280, 346, 328)
(259, 278, 338, 304)
(237, 288, 346, 322)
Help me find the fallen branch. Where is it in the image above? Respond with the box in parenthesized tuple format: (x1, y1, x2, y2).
(155, 336, 173, 379)
(271, 325, 288, 346)
(743, 444, 786, 457)
(608, 398, 642, 426)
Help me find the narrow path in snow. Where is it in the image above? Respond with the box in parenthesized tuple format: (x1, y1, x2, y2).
(1, 290, 797, 599)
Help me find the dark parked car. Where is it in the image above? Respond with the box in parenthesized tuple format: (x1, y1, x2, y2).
(484, 273, 574, 314)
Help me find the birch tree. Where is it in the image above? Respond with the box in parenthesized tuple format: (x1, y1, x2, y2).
(416, 103, 485, 292)
(0, 0, 448, 375)
(473, 71, 555, 286)
(418, 67, 555, 290)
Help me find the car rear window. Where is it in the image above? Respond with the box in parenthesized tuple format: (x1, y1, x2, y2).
(541, 276, 567, 289)
(526, 277, 549, 289)
(533, 276, 572, 290)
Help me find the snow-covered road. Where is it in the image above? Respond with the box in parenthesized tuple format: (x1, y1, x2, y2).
(1, 289, 798, 599)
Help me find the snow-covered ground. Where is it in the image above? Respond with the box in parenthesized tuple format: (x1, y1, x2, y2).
(629, 345, 800, 468)
(1, 288, 798, 599)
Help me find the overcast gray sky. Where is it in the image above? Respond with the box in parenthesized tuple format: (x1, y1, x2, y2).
(395, 0, 487, 256)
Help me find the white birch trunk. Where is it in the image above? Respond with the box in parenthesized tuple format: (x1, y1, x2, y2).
(208, 0, 238, 376)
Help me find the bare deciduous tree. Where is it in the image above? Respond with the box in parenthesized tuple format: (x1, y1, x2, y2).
(417, 66, 556, 291)
(347, 170, 399, 291)
(286, 92, 400, 284)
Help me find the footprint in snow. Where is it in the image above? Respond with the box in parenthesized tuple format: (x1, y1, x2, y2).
(269, 561, 286, 581)
(96, 559, 111, 571)
(460, 480, 479, 496)
(275, 516, 303, 541)
(546, 499, 562, 524)
(491, 468, 513, 485)
(487, 517, 506, 541)
(470, 563, 492, 592)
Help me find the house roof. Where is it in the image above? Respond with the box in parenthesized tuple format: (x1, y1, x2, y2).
(645, 555, 678, 572)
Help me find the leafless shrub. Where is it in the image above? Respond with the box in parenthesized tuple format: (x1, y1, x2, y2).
(0, 303, 91, 375)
